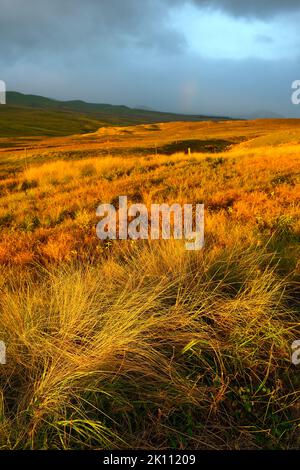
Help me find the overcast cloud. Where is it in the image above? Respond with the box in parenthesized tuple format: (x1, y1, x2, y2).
(0, 0, 300, 117)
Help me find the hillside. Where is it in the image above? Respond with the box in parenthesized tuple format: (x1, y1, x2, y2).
(0, 91, 231, 138)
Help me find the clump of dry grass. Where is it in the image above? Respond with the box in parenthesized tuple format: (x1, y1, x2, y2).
(0, 241, 299, 449)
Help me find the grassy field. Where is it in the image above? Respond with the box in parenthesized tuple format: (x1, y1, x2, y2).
(0, 119, 299, 449)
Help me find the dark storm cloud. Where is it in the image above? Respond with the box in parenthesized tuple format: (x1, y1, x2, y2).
(0, 0, 186, 61)
(0, 0, 299, 61)
(194, 0, 300, 17)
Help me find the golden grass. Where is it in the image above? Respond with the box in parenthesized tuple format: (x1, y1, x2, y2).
(0, 120, 299, 449)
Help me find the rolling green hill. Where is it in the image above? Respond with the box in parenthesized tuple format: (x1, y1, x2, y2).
(0, 91, 231, 137)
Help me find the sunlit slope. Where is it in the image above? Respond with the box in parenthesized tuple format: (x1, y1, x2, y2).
(1, 118, 300, 170)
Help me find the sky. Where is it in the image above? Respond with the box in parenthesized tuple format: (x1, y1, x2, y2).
(0, 0, 300, 117)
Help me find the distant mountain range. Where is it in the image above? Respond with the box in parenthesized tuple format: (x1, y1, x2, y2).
(239, 110, 285, 120)
(0, 91, 231, 137)
(133, 105, 155, 111)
